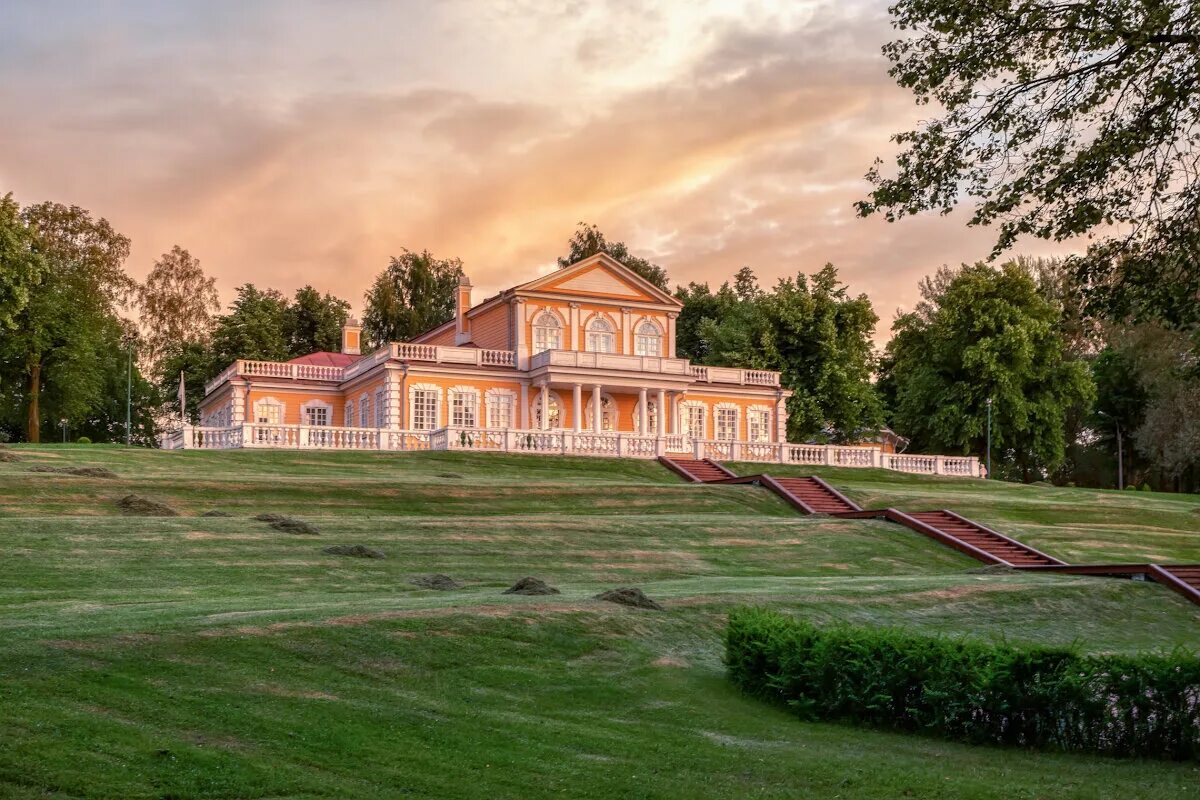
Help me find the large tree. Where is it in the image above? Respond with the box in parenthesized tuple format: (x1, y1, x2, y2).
(883, 262, 1094, 480)
(858, 1, 1200, 328)
(1, 201, 133, 441)
(696, 265, 884, 442)
(362, 250, 463, 348)
(0, 193, 46, 331)
(136, 245, 219, 381)
(284, 286, 351, 356)
(557, 223, 670, 291)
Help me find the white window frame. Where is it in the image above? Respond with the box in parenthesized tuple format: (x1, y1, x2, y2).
(375, 388, 386, 428)
(359, 394, 371, 428)
(682, 402, 707, 440)
(747, 405, 771, 443)
(409, 384, 441, 431)
(532, 310, 563, 354)
(485, 388, 516, 429)
(449, 385, 480, 428)
(301, 400, 333, 427)
(344, 401, 353, 426)
(531, 391, 565, 429)
(714, 403, 739, 441)
(254, 397, 284, 426)
(585, 315, 616, 354)
(634, 319, 663, 357)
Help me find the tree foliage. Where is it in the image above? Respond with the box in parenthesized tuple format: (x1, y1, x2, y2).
(284, 286, 351, 356)
(687, 265, 883, 442)
(0, 201, 134, 442)
(0, 193, 46, 331)
(557, 223, 670, 291)
(136, 245, 219, 381)
(362, 249, 463, 348)
(882, 262, 1094, 480)
(859, 1, 1200, 327)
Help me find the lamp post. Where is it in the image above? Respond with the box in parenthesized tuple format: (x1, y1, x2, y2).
(1098, 411, 1124, 490)
(60, 418, 68, 444)
(985, 397, 993, 479)
(122, 331, 138, 446)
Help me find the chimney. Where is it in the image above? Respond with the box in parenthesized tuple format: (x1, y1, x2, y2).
(341, 317, 362, 355)
(454, 273, 472, 345)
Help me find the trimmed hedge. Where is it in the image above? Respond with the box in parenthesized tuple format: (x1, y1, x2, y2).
(725, 608, 1200, 760)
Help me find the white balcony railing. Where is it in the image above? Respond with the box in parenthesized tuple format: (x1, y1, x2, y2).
(688, 365, 780, 386)
(204, 360, 347, 394)
(166, 424, 981, 477)
(529, 349, 691, 376)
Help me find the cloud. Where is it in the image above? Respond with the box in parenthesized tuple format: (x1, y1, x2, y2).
(0, 0, 1076, 343)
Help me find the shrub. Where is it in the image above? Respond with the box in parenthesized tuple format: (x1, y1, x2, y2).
(75, 436, 92, 444)
(725, 608, 1200, 760)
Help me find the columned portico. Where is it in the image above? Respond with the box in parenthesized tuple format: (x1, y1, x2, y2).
(572, 383, 583, 431)
(539, 383, 550, 430)
(638, 388, 648, 435)
(656, 388, 667, 435)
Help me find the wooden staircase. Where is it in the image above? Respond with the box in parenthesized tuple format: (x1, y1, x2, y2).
(663, 457, 1200, 610)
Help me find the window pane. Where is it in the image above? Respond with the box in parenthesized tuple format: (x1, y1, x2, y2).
(452, 392, 477, 427)
(413, 390, 438, 430)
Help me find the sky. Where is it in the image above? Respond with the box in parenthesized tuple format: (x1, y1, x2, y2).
(0, 0, 1074, 340)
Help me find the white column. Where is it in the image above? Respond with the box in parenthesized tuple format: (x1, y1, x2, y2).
(775, 395, 787, 443)
(638, 388, 648, 435)
(568, 302, 580, 350)
(656, 388, 667, 436)
(670, 392, 681, 435)
(592, 384, 603, 432)
(520, 381, 530, 429)
(620, 307, 632, 354)
(573, 383, 583, 432)
(539, 383, 550, 430)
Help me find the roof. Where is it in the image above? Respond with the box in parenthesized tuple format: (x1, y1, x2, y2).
(287, 351, 361, 368)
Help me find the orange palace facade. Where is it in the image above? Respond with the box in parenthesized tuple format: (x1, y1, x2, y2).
(177, 254, 980, 477)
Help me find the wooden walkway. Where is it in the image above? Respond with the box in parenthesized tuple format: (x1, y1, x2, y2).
(659, 456, 1200, 608)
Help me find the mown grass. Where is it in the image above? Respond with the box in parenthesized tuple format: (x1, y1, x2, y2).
(1, 445, 1199, 798)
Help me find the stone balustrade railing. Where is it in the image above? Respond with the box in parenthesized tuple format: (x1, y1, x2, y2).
(166, 423, 981, 477)
(688, 365, 781, 386)
(204, 360, 346, 394)
(393, 343, 516, 368)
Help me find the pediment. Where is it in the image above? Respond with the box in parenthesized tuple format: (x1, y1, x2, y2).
(517, 253, 680, 306)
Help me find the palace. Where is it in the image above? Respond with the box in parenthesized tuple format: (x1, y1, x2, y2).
(176, 253, 980, 478)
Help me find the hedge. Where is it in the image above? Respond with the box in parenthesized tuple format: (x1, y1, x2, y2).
(725, 608, 1200, 760)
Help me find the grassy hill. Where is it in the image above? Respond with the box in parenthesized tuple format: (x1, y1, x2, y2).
(1, 445, 1199, 799)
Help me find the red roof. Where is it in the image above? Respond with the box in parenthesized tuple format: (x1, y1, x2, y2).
(287, 351, 360, 367)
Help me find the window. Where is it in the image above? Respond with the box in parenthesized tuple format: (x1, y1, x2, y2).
(375, 389, 386, 428)
(586, 317, 616, 353)
(255, 399, 282, 425)
(304, 403, 330, 427)
(715, 406, 738, 441)
(412, 389, 439, 430)
(633, 398, 658, 433)
(748, 408, 771, 442)
(451, 389, 478, 428)
(487, 392, 514, 429)
(359, 396, 370, 428)
(533, 311, 562, 353)
(635, 320, 662, 356)
(684, 404, 706, 440)
(585, 394, 616, 431)
(344, 402, 353, 426)
(532, 394, 563, 429)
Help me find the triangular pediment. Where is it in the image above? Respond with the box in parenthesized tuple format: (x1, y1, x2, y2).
(516, 253, 681, 306)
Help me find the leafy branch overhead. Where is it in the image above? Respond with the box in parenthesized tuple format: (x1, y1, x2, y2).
(858, 1, 1200, 326)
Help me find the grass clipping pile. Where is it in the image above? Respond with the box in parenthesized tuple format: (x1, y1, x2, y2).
(323, 544, 385, 559)
(116, 495, 178, 517)
(411, 574, 461, 590)
(254, 513, 319, 535)
(595, 587, 664, 611)
(29, 465, 118, 478)
(503, 577, 560, 596)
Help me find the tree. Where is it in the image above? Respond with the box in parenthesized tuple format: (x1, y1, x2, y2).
(0, 193, 46, 331)
(136, 245, 219, 381)
(362, 250, 463, 348)
(284, 286, 351, 356)
(73, 318, 160, 445)
(1, 201, 133, 442)
(207, 284, 292, 367)
(858, 2, 1200, 328)
(673, 281, 737, 363)
(695, 265, 884, 441)
(883, 262, 1094, 481)
(557, 223, 670, 291)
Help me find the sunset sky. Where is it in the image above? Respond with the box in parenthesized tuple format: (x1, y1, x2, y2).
(0, 1, 1072, 339)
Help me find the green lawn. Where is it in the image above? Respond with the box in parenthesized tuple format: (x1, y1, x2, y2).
(1, 445, 1199, 799)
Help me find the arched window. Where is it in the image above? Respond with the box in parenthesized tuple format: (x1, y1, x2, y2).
(634, 320, 662, 356)
(633, 398, 658, 434)
(531, 393, 563, 429)
(254, 398, 283, 426)
(533, 311, 562, 353)
(586, 316, 616, 353)
(585, 394, 617, 431)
